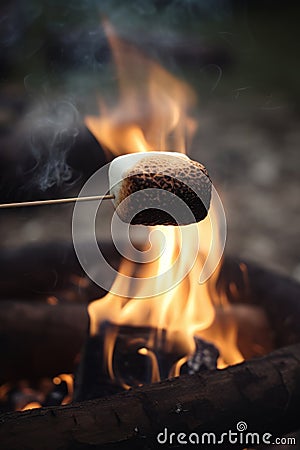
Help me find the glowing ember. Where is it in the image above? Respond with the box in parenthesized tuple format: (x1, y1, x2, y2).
(21, 402, 42, 411)
(85, 21, 243, 388)
(9, 374, 74, 412)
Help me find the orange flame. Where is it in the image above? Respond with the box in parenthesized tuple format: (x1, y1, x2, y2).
(86, 21, 243, 387)
(21, 402, 42, 411)
(85, 20, 197, 156)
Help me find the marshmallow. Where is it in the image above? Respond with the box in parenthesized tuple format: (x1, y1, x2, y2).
(109, 152, 211, 226)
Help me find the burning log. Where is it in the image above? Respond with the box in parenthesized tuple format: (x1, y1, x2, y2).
(74, 305, 274, 402)
(0, 343, 299, 450)
(74, 325, 220, 401)
(0, 300, 272, 386)
(0, 255, 299, 383)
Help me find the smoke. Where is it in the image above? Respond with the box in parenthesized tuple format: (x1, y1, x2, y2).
(27, 100, 79, 191)
(1, 0, 234, 194)
(97, 0, 232, 23)
(0, 1, 42, 47)
(91, 0, 233, 81)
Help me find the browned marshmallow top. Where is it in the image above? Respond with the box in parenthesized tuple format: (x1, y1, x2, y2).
(112, 153, 211, 226)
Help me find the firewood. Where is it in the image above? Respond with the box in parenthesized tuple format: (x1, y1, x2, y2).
(0, 241, 119, 300)
(1, 255, 299, 383)
(0, 301, 88, 383)
(73, 306, 274, 402)
(0, 343, 299, 450)
(0, 300, 273, 388)
(218, 257, 300, 346)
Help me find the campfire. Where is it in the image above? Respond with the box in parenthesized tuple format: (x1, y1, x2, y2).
(0, 16, 300, 450)
(83, 21, 243, 389)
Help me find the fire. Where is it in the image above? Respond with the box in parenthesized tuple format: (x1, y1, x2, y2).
(85, 19, 196, 156)
(21, 402, 42, 411)
(86, 21, 243, 387)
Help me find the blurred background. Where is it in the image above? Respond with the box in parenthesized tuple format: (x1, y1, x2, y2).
(0, 0, 299, 279)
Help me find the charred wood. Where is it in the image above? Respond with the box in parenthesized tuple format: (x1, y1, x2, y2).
(1, 253, 299, 383)
(0, 301, 88, 383)
(218, 257, 300, 346)
(0, 242, 119, 301)
(0, 300, 273, 387)
(0, 343, 300, 450)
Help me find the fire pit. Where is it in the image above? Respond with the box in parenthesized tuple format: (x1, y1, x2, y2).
(0, 242, 300, 449)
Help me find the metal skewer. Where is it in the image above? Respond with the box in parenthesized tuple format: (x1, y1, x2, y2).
(0, 194, 115, 209)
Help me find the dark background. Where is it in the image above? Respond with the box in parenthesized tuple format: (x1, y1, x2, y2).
(0, 0, 299, 278)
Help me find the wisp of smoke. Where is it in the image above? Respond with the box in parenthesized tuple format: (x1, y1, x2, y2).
(28, 100, 79, 191)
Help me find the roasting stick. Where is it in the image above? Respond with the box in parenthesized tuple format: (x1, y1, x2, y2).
(0, 194, 115, 209)
(0, 152, 211, 224)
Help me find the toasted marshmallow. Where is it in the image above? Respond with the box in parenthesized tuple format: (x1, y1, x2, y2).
(109, 152, 211, 226)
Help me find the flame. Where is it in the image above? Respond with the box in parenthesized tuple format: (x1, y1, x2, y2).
(85, 20, 197, 156)
(53, 373, 74, 405)
(86, 21, 243, 387)
(21, 402, 42, 411)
